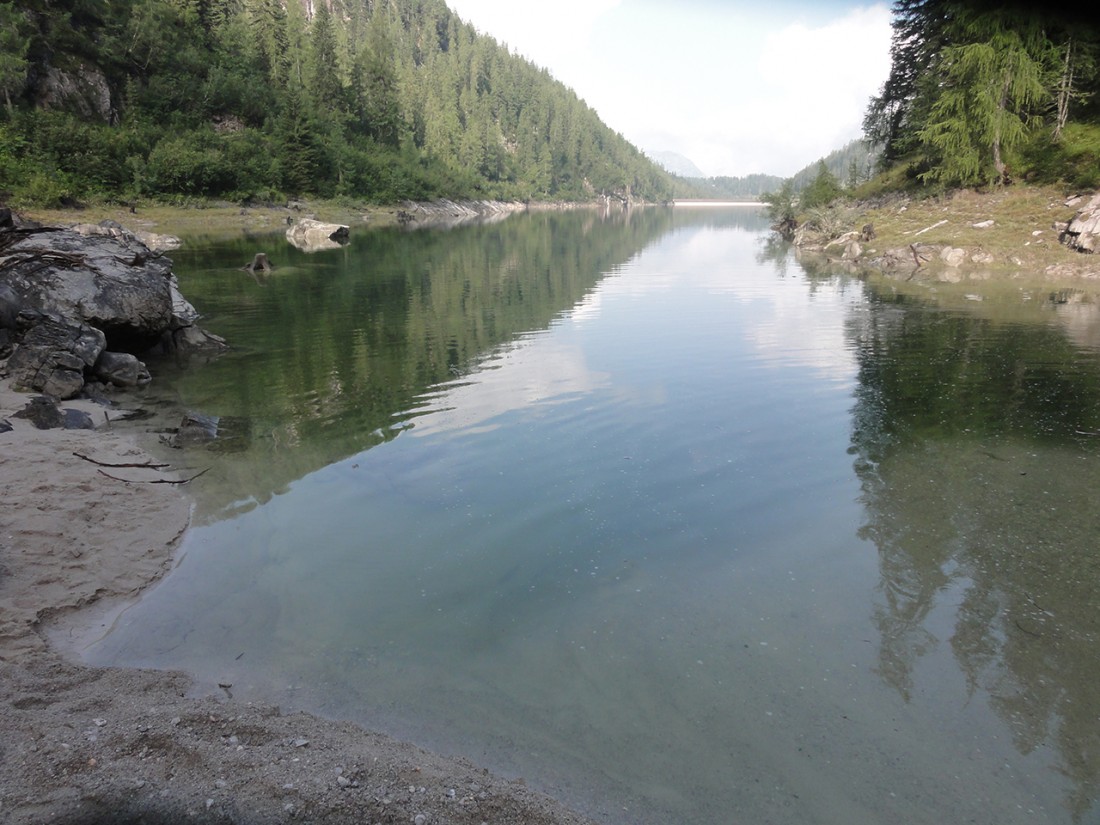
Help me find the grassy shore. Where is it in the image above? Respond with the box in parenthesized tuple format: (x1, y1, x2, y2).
(23, 186, 1100, 285)
(22, 199, 412, 242)
(819, 185, 1100, 284)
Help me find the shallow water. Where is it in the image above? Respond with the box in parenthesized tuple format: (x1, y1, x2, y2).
(88, 207, 1100, 824)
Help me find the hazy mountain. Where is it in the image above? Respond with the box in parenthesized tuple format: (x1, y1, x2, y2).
(650, 150, 707, 179)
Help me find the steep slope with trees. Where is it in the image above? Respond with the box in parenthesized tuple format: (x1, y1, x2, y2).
(0, 0, 675, 206)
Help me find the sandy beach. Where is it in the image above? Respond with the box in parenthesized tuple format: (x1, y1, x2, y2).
(0, 377, 598, 825)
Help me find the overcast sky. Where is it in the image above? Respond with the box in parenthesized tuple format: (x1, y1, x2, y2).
(444, 0, 893, 178)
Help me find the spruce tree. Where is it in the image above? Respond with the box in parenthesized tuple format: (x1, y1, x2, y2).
(917, 8, 1048, 185)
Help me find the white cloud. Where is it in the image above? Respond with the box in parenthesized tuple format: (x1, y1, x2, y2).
(445, 1, 893, 178)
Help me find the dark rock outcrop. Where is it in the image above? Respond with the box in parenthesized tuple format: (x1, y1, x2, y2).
(0, 216, 224, 399)
(10, 395, 94, 430)
(5, 313, 106, 399)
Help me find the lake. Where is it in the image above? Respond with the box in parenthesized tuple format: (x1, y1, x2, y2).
(85, 205, 1100, 824)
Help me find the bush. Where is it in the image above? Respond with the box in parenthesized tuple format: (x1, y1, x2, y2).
(143, 131, 235, 197)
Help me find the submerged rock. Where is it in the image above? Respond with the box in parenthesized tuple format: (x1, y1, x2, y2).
(171, 412, 221, 447)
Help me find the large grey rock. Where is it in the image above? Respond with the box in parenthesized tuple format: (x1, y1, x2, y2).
(1, 217, 225, 398)
(0, 221, 175, 349)
(1061, 193, 1100, 253)
(286, 219, 349, 252)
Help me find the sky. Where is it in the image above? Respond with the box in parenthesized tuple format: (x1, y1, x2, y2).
(444, 0, 894, 178)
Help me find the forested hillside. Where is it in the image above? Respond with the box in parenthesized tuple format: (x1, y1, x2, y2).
(672, 173, 783, 201)
(0, 0, 675, 207)
(864, 1, 1100, 189)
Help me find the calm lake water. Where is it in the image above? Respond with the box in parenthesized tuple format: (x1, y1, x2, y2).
(87, 206, 1100, 824)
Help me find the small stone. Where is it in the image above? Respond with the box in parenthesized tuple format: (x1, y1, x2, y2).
(206, 799, 214, 809)
(93, 718, 107, 727)
(215, 779, 228, 789)
(414, 815, 428, 825)
(170, 717, 181, 726)
(293, 738, 310, 748)
(337, 775, 351, 788)
(227, 735, 239, 746)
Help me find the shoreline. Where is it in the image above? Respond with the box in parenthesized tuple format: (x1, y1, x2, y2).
(0, 377, 599, 824)
(791, 185, 1100, 287)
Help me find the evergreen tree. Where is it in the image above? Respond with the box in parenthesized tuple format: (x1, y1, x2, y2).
(917, 7, 1048, 185)
(0, 1, 30, 115)
(863, 0, 953, 164)
(308, 2, 344, 114)
(800, 161, 842, 209)
(1, 0, 678, 205)
(353, 10, 402, 147)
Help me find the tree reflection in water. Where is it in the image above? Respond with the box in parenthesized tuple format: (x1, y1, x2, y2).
(846, 281, 1100, 820)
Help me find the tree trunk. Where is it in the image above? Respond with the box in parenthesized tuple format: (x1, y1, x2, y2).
(992, 72, 1011, 183)
(1055, 37, 1075, 139)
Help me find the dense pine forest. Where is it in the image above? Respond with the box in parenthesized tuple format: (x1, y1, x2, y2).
(0, 0, 676, 207)
(863, 1, 1100, 191)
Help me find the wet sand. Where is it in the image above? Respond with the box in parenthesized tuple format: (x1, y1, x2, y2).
(0, 378, 598, 825)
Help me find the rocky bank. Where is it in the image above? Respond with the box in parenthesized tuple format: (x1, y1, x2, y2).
(0, 213, 600, 825)
(790, 186, 1100, 285)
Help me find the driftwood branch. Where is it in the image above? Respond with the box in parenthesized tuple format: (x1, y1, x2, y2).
(73, 450, 170, 469)
(0, 225, 65, 254)
(0, 248, 87, 277)
(97, 467, 210, 484)
(912, 219, 948, 237)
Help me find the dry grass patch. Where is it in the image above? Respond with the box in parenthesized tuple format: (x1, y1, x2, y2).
(856, 185, 1098, 278)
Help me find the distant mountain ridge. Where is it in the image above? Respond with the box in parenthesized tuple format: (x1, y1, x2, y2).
(649, 150, 707, 179)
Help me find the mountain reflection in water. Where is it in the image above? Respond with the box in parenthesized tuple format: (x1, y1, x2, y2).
(92, 207, 1100, 825)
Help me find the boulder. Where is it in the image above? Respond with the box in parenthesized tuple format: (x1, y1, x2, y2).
(940, 247, 967, 267)
(1061, 192, 1100, 253)
(6, 314, 106, 399)
(1, 216, 224, 398)
(1, 221, 176, 349)
(94, 350, 151, 387)
(286, 219, 350, 252)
